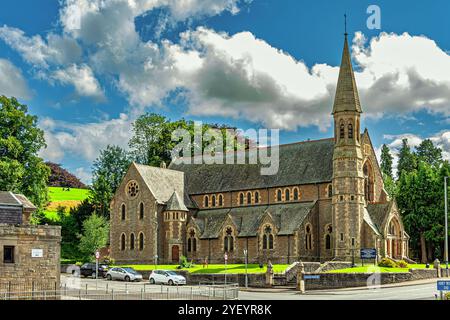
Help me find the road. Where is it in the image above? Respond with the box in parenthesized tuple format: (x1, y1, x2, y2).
(61, 275, 447, 300)
(239, 279, 448, 300)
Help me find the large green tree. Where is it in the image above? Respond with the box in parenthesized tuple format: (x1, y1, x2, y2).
(380, 144, 394, 178)
(397, 161, 446, 262)
(90, 145, 131, 217)
(416, 139, 443, 168)
(397, 138, 417, 178)
(0, 96, 50, 219)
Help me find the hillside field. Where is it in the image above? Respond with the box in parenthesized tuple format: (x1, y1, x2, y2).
(45, 187, 89, 221)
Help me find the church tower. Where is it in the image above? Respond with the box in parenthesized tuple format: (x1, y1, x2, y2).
(331, 32, 365, 260)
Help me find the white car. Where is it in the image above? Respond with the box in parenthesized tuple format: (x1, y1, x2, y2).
(106, 267, 143, 282)
(149, 270, 186, 285)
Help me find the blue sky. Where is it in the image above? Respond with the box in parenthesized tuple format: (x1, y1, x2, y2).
(0, 0, 449, 183)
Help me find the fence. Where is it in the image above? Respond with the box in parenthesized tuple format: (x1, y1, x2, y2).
(0, 282, 239, 301)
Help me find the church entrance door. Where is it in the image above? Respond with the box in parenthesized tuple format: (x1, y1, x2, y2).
(172, 245, 180, 263)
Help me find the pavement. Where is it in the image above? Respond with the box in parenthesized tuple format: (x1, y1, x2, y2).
(61, 274, 449, 300)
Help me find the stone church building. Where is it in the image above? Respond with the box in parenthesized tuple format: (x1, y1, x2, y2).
(110, 35, 410, 264)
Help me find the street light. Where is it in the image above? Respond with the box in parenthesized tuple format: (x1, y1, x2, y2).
(154, 254, 158, 271)
(445, 176, 449, 277)
(243, 249, 248, 289)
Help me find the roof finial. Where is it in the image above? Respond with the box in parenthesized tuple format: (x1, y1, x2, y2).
(344, 14, 348, 36)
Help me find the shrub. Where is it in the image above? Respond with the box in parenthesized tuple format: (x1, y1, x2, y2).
(396, 260, 409, 268)
(179, 255, 194, 269)
(445, 292, 450, 301)
(378, 257, 397, 268)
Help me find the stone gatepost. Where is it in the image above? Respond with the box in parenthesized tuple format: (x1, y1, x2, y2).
(434, 259, 441, 278)
(265, 260, 274, 287)
(296, 261, 305, 293)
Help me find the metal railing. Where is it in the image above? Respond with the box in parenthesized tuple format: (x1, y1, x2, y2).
(0, 282, 239, 301)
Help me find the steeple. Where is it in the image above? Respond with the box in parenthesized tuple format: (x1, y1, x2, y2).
(332, 33, 362, 114)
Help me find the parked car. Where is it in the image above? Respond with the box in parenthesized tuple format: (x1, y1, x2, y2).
(106, 267, 143, 282)
(80, 263, 109, 278)
(149, 270, 186, 285)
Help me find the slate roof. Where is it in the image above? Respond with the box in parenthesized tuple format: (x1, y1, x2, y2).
(133, 163, 192, 208)
(169, 139, 334, 195)
(14, 194, 37, 210)
(0, 192, 21, 206)
(192, 202, 316, 239)
(165, 191, 189, 212)
(366, 202, 391, 232)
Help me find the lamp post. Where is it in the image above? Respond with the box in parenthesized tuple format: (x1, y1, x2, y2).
(154, 254, 158, 271)
(243, 249, 248, 289)
(445, 176, 449, 277)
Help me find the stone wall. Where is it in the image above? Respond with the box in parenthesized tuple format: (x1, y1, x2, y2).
(0, 224, 61, 290)
(303, 268, 440, 290)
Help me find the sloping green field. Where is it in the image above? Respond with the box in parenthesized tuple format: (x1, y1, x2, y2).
(45, 187, 89, 221)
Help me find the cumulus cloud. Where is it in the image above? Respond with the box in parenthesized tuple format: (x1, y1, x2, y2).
(0, 59, 31, 99)
(75, 167, 93, 185)
(39, 114, 132, 163)
(52, 64, 105, 100)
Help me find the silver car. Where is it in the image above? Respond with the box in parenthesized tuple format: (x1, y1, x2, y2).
(149, 270, 186, 285)
(106, 267, 143, 282)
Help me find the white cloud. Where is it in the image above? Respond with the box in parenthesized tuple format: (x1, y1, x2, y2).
(39, 114, 132, 163)
(0, 59, 31, 99)
(52, 64, 105, 100)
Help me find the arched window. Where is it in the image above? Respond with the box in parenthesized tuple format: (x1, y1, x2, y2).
(348, 122, 353, 139)
(139, 202, 144, 220)
(356, 119, 360, 142)
(212, 195, 216, 207)
(305, 224, 312, 250)
(325, 225, 332, 250)
(262, 225, 274, 250)
(224, 227, 234, 252)
(293, 188, 299, 201)
(139, 233, 144, 251)
(121, 234, 126, 251)
(188, 230, 197, 252)
(340, 121, 345, 139)
(239, 193, 244, 205)
(121, 204, 126, 221)
(328, 184, 333, 198)
(277, 189, 282, 202)
(363, 161, 374, 202)
(218, 194, 223, 207)
(204, 196, 209, 207)
(247, 192, 252, 204)
(285, 189, 290, 201)
(254, 191, 260, 204)
(130, 233, 135, 250)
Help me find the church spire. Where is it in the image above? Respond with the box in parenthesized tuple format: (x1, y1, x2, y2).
(332, 32, 362, 114)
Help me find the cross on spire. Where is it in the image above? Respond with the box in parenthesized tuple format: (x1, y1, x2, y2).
(344, 14, 348, 36)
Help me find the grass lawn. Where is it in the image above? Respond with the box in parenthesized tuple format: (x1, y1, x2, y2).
(327, 263, 447, 273)
(118, 264, 289, 274)
(45, 187, 89, 221)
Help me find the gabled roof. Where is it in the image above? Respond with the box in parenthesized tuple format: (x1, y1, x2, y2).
(133, 163, 192, 208)
(0, 191, 35, 209)
(192, 202, 315, 239)
(169, 139, 334, 195)
(332, 34, 362, 114)
(366, 202, 391, 232)
(165, 191, 188, 212)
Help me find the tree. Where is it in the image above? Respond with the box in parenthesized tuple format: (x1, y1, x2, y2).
(0, 96, 50, 218)
(78, 214, 109, 261)
(397, 139, 417, 178)
(415, 139, 443, 168)
(382, 173, 397, 199)
(397, 161, 443, 262)
(90, 145, 131, 217)
(46, 162, 86, 189)
(380, 144, 393, 178)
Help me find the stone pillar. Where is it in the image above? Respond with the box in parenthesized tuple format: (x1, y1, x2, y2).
(296, 261, 305, 293)
(265, 260, 274, 288)
(434, 259, 441, 278)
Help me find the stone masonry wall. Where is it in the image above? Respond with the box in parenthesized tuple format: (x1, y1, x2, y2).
(0, 224, 61, 290)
